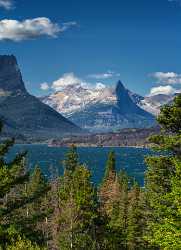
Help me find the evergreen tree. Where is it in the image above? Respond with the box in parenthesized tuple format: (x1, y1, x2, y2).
(20, 166, 51, 246)
(58, 166, 99, 250)
(57, 147, 100, 250)
(106, 170, 129, 250)
(0, 122, 28, 248)
(6, 237, 44, 250)
(100, 155, 129, 249)
(149, 94, 181, 156)
(157, 94, 181, 134)
(103, 151, 116, 181)
(99, 151, 117, 216)
(63, 145, 79, 173)
(127, 182, 145, 250)
(0, 121, 49, 249)
(150, 159, 181, 250)
(145, 94, 181, 249)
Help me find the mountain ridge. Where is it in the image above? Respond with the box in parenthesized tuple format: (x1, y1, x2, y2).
(41, 80, 177, 122)
(41, 80, 156, 132)
(0, 55, 82, 140)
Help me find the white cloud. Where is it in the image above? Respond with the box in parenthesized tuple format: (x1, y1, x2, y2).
(149, 85, 177, 96)
(50, 72, 106, 92)
(88, 70, 120, 80)
(0, 0, 13, 10)
(40, 82, 49, 91)
(51, 73, 84, 91)
(151, 72, 181, 84)
(0, 18, 77, 41)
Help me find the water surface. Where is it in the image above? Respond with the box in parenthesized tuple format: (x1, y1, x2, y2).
(7, 145, 157, 186)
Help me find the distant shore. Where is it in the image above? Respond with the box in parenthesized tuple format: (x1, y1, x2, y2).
(10, 127, 159, 148)
(14, 142, 149, 149)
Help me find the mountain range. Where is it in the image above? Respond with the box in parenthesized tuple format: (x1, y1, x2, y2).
(0, 55, 82, 140)
(0, 54, 175, 139)
(41, 81, 161, 132)
(41, 81, 176, 122)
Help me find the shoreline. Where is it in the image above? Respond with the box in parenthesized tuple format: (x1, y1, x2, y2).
(14, 142, 149, 149)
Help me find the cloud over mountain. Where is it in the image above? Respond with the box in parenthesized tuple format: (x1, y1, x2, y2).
(41, 72, 106, 92)
(51, 73, 84, 91)
(0, 18, 77, 41)
(151, 72, 181, 84)
(149, 85, 177, 96)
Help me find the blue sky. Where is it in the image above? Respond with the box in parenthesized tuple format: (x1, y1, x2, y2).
(0, 0, 181, 96)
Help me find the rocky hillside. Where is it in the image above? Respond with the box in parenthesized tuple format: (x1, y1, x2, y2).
(133, 93, 177, 116)
(0, 55, 82, 140)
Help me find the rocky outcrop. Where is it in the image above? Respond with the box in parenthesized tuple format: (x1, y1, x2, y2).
(0, 55, 26, 94)
(0, 55, 82, 140)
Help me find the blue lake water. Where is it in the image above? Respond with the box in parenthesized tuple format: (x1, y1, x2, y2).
(7, 145, 157, 186)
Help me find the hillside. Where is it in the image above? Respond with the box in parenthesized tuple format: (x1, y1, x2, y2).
(0, 55, 82, 140)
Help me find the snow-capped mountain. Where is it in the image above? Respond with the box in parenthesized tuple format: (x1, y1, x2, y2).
(41, 80, 176, 120)
(41, 81, 156, 132)
(134, 93, 177, 116)
(40, 83, 116, 116)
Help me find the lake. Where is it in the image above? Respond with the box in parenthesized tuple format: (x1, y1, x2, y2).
(7, 145, 157, 186)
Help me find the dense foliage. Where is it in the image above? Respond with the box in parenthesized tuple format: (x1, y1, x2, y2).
(0, 94, 180, 249)
(145, 94, 181, 250)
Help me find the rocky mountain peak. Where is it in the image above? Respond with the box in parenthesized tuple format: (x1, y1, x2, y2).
(115, 80, 126, 91)
(0, 55, 17, 67)
(0, 55, 26, 94)
(115, 80, 136, 113)
(0, 55, 82, 139)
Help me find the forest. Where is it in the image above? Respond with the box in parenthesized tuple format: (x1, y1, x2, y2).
(0, 95, 180, 250)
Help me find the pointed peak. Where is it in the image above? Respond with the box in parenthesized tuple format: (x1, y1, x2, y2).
(116, 80, 125, 87)
(0, 54, 26, 93)
(115, 80, 127, 93)
(0, 55, 17, 68)
(115, 80, 126, 91)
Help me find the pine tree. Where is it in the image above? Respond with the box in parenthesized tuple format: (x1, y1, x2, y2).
(20, 166, 51, 246)
(127, 182, 145, 250)
(145, 94, 181, 249)
(56, 147, 100, 250)
(99, 151, 117, 216)
(58, 166, 99, 250)
(150, 158, 181, 250)
(149, 94, 181, 156)
(99, 154, 130, 249)
(63, 145, 79, 173)
(106, 170, 130, 250)
(103, 151, 116, 181)
(0, 122, 29, 248)
(0, 121, 49, 249)
(6, 237, 44, 250)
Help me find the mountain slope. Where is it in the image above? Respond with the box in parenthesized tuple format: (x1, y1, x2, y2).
(41, 80, 156, 132)
(133, 93, 178, 115)
(0, 55, 81, 139)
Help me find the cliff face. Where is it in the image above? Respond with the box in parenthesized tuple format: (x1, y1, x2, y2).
(0, 55, 26, 94)
(0, 55, 82, 140)
(115, 80, 152, 117)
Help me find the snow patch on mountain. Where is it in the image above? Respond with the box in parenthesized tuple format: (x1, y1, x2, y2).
(42, 82, 117, 116)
